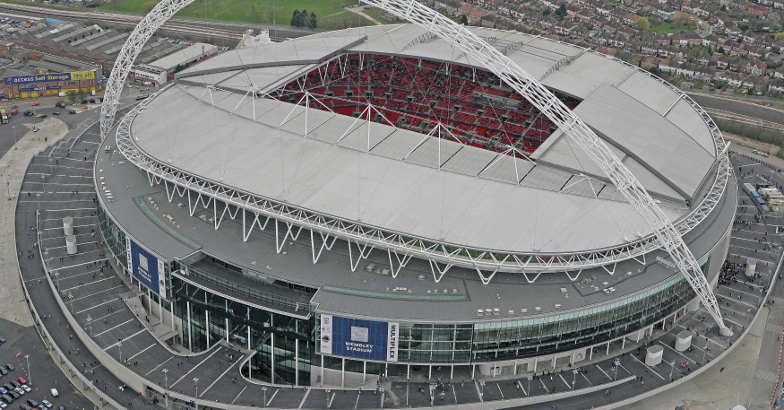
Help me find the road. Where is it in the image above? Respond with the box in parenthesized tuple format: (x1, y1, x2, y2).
(0, 1, 315, 42)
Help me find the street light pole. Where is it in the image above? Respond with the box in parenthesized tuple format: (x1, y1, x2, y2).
(162, 368, 168, 409)
(262, 386, 267, 407)
(192, 377, 199, 410)
(668, 360, 675, 382)
(24, 355, 30, 386)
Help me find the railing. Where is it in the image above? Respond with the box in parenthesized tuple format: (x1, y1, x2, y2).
(179, 266, 314, 317)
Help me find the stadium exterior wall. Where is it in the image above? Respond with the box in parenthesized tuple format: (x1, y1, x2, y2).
(94, 188, 734, 387)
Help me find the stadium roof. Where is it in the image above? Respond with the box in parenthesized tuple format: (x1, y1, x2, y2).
(129, 24, 721, 254)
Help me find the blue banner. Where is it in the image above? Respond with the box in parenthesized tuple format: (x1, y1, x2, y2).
(130, 240, 160, 294)
(330, 316, 389, 361)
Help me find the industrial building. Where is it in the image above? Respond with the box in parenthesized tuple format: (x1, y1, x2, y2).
(130, 42, 218, 85)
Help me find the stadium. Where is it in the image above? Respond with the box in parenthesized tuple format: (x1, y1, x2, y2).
(95, 14, 736, 391)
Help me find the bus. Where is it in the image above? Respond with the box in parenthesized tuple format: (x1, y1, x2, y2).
(0, 109, 8, 124)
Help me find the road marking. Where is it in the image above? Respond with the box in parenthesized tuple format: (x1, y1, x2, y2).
(126, 343, 156, 362)
(49, 258, 107, 272)
(41, 223, 96, 231)
(496, 383, 504, 399)
(628, 352, 665, 381)
(558, 373, 570, 390)
(75, 298, 119, 314)
(170, 346, 221, 388)
(79, 305, 125, 324)
(61, 276, 115, 292)
(96, 319, 137, 338)
(327, 391, 335, 408)
(200, 354, 244, 396)
(353, 390, 360, 409)
(516, 380, 527, 396)
(102, 328, 146, 350)
(67, 285, 126, 303)
(267, 389, 279, 407)
(144, 356, 173, 376)
(231, 385, 247, 404)
(475, 381, 483, 401)
(580, 371, 592, 386)
(297, 388, 310, 408)
(595, 364, 612, 381)
(538, 378, 550, 393)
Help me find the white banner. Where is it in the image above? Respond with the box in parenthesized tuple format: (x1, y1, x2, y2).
(320, 314, 333, 355)
(125, 237, 132, 277)
(157, 259, 166, 300)
(387, 322, 399, 362)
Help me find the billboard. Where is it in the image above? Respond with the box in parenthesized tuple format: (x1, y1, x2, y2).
(3, 70, 95, 85)
(320, 314, 399, 362)
(128, 239, 166, 296)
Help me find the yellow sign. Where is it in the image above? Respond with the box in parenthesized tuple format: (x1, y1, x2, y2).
(70, 71, 95, 81)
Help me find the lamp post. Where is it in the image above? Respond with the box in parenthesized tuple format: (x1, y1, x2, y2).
(162, 368, 168, 409)
(192, 377, 199, 410)
(262, 386, 268, 407)
(668, 360, 675, 382)
(24, 354, 30, 386)
(325, 389, 330, 409)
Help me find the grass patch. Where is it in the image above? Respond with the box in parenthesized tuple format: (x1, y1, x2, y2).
(361, 7, 404, 24)
(101, 0, 365, 26)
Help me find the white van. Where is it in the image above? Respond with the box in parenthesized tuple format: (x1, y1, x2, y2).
(50, 388, 59, 397)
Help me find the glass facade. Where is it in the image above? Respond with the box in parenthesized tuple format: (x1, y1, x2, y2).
(470, 276, 694, 361)
(99, 202, 703, 385)
(171, 276, 314, 386)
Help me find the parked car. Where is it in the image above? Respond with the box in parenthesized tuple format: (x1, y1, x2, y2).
(20, 385, 29, 393)
(52, 112, 59, 116)
(40, 400, 52, 408)
(0, 367, 7, 376)
(13, 387, 23, 395)
(23, 111, 33, 117)
(9, 108, 17, 115)
(68, 110, 77, 115)
(30, 101, 39, 107)
(0, 387, 6, 395)
(5, 365, 13, 372)
(16, 378, 25, 386)
(8, 390, 18, 399)
(0, 337, 6, 344)
(25, 399, 37, 408)
(48, 389, 57, 398)
(11, 380, 21, 388)
(54, 101, 66, 108)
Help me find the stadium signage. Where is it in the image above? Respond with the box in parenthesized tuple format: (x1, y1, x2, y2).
(3, 70, 95, 85)
(127, 238, 167, 297)
(320, 314, 399, 362)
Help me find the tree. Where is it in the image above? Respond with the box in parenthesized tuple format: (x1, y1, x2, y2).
(142, 0, 157, 11)
(636, 16, 650, 32)
(555, 4, 567, 17)
(291, 9, 309, 27)
(308, 12, 317, 29)
(459, 14, 468, 25)
(718, 46, 725, 54)
(543, 8, 551, 16)
(775, 32, 784, 42)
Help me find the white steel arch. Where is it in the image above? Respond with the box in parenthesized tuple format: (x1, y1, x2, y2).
(100, 0, 731, 334)
(360, 0, 730, 334)
(99, 0, 195, 139)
